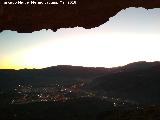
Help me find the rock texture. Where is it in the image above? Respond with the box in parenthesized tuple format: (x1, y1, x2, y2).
(0, 0, 160, 33)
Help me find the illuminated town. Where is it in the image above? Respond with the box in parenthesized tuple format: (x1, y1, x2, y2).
(10, 80, 140, 110)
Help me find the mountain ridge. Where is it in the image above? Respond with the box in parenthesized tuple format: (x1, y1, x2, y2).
(87, 61, 160, 104)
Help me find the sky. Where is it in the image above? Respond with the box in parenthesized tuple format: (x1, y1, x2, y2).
(0, 7, 160, 69)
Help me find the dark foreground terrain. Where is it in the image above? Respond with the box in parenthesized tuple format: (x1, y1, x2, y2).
(0, 61, 160, 120)
(0, 98, 160, 120)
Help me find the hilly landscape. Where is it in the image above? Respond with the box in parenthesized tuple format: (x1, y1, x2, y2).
(0, 65, 109, 90)
(87, 61, 160, 104)
(0, 61, 160, 120)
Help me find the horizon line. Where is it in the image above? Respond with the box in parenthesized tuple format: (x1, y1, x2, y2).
(0, 61, 159, 70)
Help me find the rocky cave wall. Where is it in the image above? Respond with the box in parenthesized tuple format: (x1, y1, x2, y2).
(0, 0, 160, 33)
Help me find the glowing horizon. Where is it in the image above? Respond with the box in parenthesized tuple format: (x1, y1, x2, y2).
(0, 7, 160, 69)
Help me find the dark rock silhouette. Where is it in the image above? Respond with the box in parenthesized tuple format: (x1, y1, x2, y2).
(0, 0, 160, 32)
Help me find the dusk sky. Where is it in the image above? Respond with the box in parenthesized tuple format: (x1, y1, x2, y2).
(0, 7, 160, 69)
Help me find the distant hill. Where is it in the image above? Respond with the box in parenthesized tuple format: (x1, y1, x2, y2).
(88, 62, 160, 104)
(0, 65, 109, 90)
(106, 61, 160, 73)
